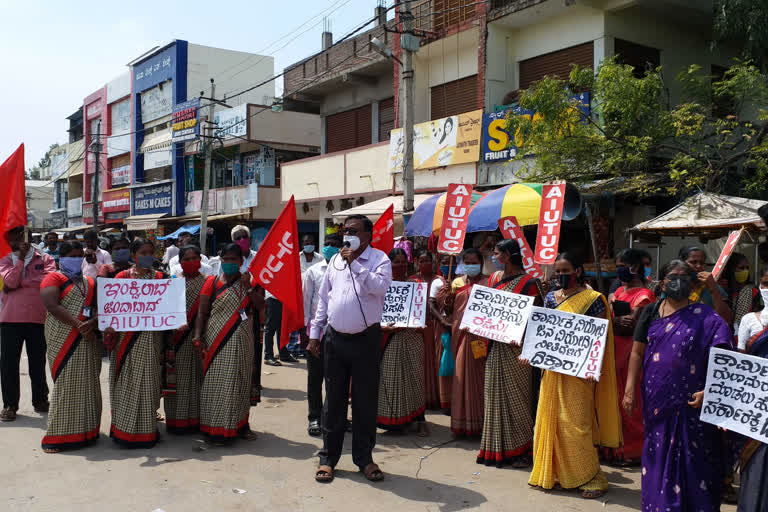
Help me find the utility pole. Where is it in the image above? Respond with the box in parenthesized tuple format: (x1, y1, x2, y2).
(200, 79, 215, 255)
(91, 121, 102, 229)
(400, 0, 416, 215)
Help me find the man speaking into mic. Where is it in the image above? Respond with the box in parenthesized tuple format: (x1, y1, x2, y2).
(308, 215, 392, 483)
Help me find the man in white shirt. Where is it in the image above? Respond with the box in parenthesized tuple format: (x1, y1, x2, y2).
(81, 229, 112, 279)
(300, 234, 324, 273)
(168, 231, 211, 269)
(302, 234, 342, 436)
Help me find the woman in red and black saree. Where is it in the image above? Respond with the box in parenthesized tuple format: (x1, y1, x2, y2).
(163, 245, 207, 434)
(449, 248, 489, 436)
(477, 239, 543, 468)
(39, 241, 100, 453)
(193, 243, 258, 444)
(107, 238, 165, 448)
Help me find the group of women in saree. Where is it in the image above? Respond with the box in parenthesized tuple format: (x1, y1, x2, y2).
(39, 238, 264, 452)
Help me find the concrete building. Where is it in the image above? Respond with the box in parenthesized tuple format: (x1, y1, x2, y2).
(25, 180, 55, 231)
(65, 107, 85, 228)
(47, 144, 70, 228)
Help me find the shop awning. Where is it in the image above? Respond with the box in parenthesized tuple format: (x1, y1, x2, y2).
(331, 195, 435, 219)
(165, 212, 247, 223)
(55, 225, 89, 234)
(124, 213, 167, 231)
(631, 192, 767, 239)
(100, 227, 121, 234)
(139, 130, 173, 154)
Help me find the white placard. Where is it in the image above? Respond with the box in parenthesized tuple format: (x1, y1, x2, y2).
(459, 284, 534, 344)
(97, 277, 187, 332)
(381, 281, 428, 328)
(521, 306, 609, 380)
(700, 348, 768, 443)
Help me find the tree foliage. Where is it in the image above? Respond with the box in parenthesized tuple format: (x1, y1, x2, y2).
(505, 59, 768, 197)
(714, 0, 768, 72)
(26, 143, 60, 180)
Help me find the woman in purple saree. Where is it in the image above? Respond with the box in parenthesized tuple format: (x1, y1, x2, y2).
(625, 260, 733, 512)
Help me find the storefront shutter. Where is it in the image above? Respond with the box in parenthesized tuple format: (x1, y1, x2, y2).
(430, 74, 479, 120)
(518, 42, 594, 90)
(326, 105, 372, 154)
(378, 97, 395, 141)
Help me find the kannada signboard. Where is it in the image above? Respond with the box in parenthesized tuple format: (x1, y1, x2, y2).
(382, 281, 428, 328)
(172, 98, 200, 143)
(389, 109, 483, 172)
(700, 348, 768, 444)
(458, 284, 535, 344)
(520, 306, 609, 380)
(97, 277, 187, 331)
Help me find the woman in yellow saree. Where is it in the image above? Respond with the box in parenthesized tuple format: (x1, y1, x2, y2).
(527, 252, 622, 499)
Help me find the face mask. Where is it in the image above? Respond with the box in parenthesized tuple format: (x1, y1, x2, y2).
(665, 275, 693, 301)
(464, 264, 482, 277)
(137, 255, 155, 269)
(303, 244, 315, 254)
(617, 266, 635, 283)
(221, 262, 240, 276)
(734, 269, 749, 284)
(440, 265, 451, 277)
(322, 245, 339, 262)
(490, 255, 505, 271)
(557, 273, 576, 290)
(343, 235, 361, 252)
(760, 288, 768, 304)
(235, 238, 250, 254)
(419, 262, 434, 275)
(112, 248, 131, 264)
(644, 266, 653, 279)
(392, 262, 408, 280)
(59, 257, 83, 276)
(180, 260, 201, 275)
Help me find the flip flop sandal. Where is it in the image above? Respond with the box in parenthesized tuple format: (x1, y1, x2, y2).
(362, 463, 384, 482)
(581, 489, 606, 499)
(315, 466, 334, 483)
(307, 421, 322, 437)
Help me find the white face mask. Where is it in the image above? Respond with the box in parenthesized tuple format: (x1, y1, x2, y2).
(761, 288, 768, 304)
(343, 235, 361, 252)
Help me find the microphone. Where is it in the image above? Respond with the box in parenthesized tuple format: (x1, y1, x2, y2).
(343, 241, 351, 248)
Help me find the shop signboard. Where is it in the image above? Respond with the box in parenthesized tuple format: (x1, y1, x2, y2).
(140, 82, 173, 123)
(67, 197, 83, 218)
(111, 164, 132, 186)
(132, 182, 174, 216)
(214, 105, 247, 141)
(102, 188, 131, 213)
(172, 98, 200, 143)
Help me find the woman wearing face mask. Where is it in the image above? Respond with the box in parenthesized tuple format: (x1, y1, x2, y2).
(107, 238, 165, 447)
(735, 267, 768, 510)
(528, 252, 621, 499)
(193, 243, 260, 444)
(477, 239, 543, 468)
(377, 249, 428, 435)
(433, 253, 457, 412)
(163, 245, 207, 434)
(608, 248, 655, 466)
(39, 242, 100, 453)
(679, 246, 733, 323)
(625, 260, 732, 511)
(98, 237, 132, 279)
(724, 252, 761, 334)
(412, 251, 442, 411)
(448, 248, 488, 436)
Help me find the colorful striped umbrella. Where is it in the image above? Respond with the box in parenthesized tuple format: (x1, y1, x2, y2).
(467, 183, 544, 232)
(404, 189, 486, 237)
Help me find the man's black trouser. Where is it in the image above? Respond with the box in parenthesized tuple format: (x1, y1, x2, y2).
(264, 298, 289, 360)
(0, 323, 48, 409)
(319, 324, 380, 470)
(307, 333, 325, 423)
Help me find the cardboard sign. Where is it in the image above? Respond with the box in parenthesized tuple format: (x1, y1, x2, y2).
(711, 230, 743, 281)
(521, 306, 609, 380)
(98, 277, 187, 331)
(533, 182, 566, 265)
(498, 216, 544, 279)
(437, 183, 474, 254)
(459, 284, 535, 344)
(382, 281, 428, 328)
(700, 348, 768, 443)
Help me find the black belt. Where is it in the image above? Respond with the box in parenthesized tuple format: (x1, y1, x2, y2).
(328, 323, 380, 339)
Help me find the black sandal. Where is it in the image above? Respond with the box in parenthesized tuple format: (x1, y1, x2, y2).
(308, 420, 321, 437)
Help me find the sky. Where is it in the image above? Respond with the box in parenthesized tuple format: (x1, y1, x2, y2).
(0, 0, 387, 171)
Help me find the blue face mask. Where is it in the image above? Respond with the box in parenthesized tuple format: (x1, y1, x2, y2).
(137, 255, 155, 269)
(303, 245, 315, 254)
(491, 255, 505, 270)
(59, 257, 83, 277)
(440, 265, 451, 277)
(322, 245, 339, 262)
(112, 248, 131, 264)
(221, 262, 240, 276)
(464, 264, 482, 277)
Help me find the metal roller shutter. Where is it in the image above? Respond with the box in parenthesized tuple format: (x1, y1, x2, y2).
(378, 97, 395, 142)
(518, 42, 594, 90)
(325, 104, 372, 154)
(430, 74, 479, 120)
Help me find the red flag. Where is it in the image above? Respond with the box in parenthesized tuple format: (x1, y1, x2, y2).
(0, 144, 27, 258)
(249, 196, 304, 349)
(371, 203, 394, 254)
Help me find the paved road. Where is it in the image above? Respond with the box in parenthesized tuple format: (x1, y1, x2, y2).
(0, 356, 737, 511)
